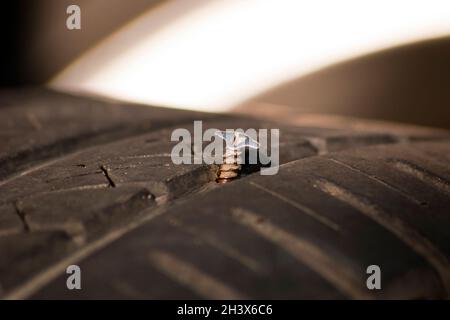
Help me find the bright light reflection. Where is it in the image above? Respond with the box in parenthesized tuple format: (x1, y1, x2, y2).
(52, 0, 450, 112)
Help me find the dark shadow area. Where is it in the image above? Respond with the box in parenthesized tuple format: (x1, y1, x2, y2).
(1, 0, 163, 86)
(0, 2, 23, 86)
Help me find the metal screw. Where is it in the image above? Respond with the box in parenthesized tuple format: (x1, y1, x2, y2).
(215, 130, 259, 183)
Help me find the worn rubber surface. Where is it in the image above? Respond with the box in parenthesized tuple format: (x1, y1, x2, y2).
(0, 88, 449, 299)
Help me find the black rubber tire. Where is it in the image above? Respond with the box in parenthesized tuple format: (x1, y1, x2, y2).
(0, 88, 449, 299)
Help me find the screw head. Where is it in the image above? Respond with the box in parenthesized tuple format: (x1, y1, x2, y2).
(215, 130, 260, 151)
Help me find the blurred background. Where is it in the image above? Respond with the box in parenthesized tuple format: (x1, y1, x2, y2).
(2, 0, 450, 129)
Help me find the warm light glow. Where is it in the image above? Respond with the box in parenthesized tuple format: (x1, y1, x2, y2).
(52, 0, 450, 112)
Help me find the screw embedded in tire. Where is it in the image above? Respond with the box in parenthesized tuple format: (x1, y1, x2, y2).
(215, 131, 259, 183)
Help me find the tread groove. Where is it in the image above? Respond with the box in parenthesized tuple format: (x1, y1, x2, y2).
(100, 165, 116, 188)
(315, 178, 450, 294)
(148, 250, 246, 299)
(327, 157, 425, 206)
(231, 207, 370, 299)
(168, 217, 264, 274)
(389, 160, 450, 195)
(248, 181, 340, 232)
